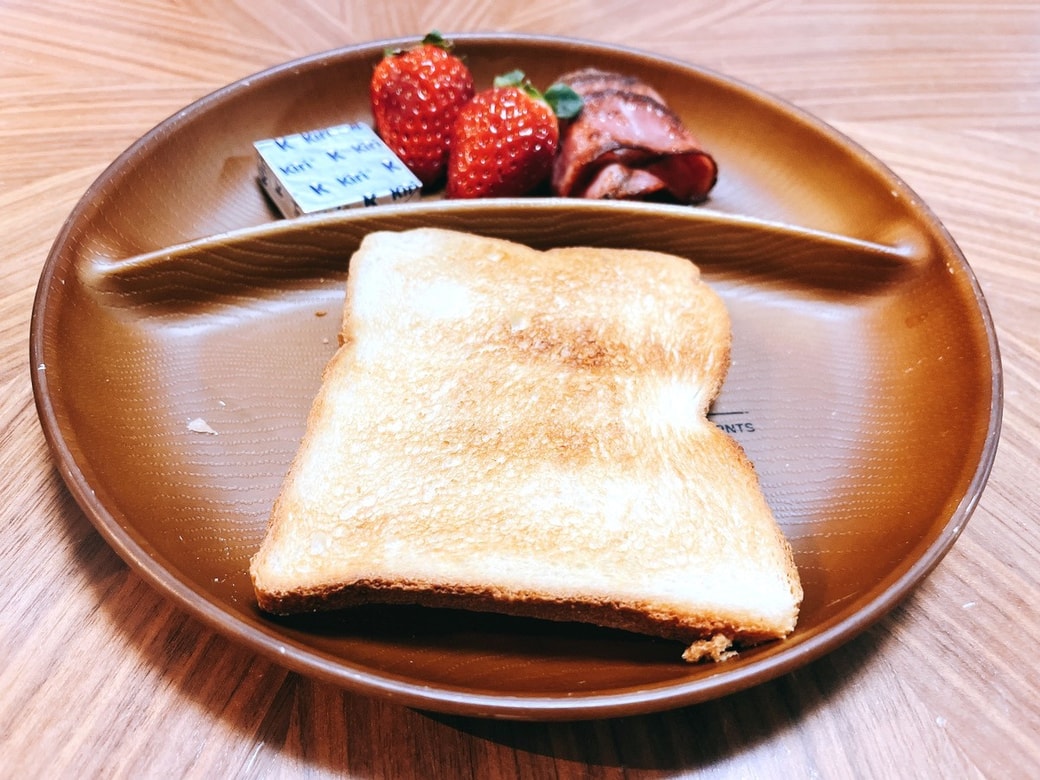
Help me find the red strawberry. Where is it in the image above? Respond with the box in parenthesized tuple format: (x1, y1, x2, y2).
(369, 31, 475, 187)
(446, 71, 582, 199)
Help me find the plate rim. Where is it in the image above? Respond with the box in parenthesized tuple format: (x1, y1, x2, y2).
(29, 34, 1004, 720)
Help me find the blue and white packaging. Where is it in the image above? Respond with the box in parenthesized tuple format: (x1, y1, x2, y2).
(254, 122, 422, 218)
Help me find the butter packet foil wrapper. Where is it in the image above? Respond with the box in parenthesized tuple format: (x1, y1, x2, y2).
(254, 122, 422, 218)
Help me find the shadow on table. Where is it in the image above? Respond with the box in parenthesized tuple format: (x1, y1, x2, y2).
(431, 621, 889, 772)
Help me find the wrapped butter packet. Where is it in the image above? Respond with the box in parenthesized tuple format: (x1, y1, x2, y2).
(254, 122, 422, 218)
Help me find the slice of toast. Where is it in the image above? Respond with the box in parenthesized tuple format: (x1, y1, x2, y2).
(249, 227, 802, 661)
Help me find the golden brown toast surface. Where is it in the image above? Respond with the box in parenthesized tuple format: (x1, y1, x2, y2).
(249, 228, 802, 660)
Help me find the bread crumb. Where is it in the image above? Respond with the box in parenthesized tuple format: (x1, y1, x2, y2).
(187, 417, 218, 435)
(682, 634, 737, 663)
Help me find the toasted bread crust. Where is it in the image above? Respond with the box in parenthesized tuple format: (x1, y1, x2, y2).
(256, 578, 788, 647)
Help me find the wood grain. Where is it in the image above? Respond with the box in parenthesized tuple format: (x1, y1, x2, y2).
(2, 1, 1038, 776)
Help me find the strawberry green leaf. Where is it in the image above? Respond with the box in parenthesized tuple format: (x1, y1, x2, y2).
(544, 82, 583, 119)
(385, 30, 453, 58)
(493, 69, 527, 88)
(422, 30, 453, 50)
(490, 70, 582, 116)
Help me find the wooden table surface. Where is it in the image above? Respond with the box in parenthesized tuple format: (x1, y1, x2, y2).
(3, 1, 1038, 776)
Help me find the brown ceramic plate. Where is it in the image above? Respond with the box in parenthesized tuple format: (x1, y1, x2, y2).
(31, 35, 1000, 720)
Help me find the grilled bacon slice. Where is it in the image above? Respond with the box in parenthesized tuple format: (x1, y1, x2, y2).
(551, 68, 717, 204)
